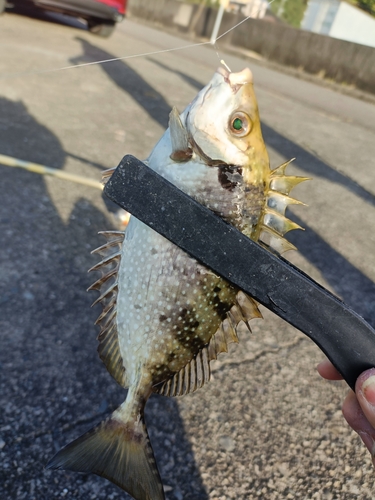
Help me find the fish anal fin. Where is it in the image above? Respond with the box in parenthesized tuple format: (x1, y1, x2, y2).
(224, 311, 240, 343)
(189, 357, 197, 393)
(169, 106, 193, 162)
(154, 345, 210, 397)
(155, 293, 262, 398)
(236, 291, 262, 322)
(214, 325, 228, 354)
(46, 413, 165, 500)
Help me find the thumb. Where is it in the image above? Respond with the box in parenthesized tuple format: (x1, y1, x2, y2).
(342, 369, 375, 465)
(356, 369, 375, 429)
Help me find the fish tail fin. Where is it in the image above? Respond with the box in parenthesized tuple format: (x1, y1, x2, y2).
(46, 411, 165, 500)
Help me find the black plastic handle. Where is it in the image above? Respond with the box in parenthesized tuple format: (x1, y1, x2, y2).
(104, 155, 375, 390)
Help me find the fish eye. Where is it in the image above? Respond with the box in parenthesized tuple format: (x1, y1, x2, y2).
(229, 112, 252, 137)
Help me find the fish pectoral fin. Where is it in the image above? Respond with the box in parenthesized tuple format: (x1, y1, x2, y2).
(169, 106, 193, 162)
(46, 413, 165, 500)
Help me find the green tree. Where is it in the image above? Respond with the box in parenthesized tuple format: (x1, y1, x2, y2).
(357, 0, 375, 15)
(270, 0, 308, 27)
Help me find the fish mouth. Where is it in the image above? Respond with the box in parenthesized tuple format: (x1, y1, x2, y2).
(216, 66, 253, 93)
(216, 65, 230, 81)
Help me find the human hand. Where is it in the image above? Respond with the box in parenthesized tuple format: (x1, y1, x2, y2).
(317, 359, 375, 466)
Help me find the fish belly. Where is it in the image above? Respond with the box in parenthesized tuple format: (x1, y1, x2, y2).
(116, 217, 237, 388)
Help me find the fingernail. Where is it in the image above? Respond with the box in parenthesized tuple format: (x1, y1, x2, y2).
(361, 375, 375, 406)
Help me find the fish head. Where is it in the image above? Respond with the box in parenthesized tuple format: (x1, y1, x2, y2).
(148, 66, 278, 239)
(183, 66, 270, 186)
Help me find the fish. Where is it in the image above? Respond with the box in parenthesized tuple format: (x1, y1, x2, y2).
(46, 65, 308, 500)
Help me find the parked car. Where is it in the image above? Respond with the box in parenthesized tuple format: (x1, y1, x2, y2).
(3, 0, 127, 37)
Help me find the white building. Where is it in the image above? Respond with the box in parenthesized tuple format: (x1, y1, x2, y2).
(301, 0, 375, 48)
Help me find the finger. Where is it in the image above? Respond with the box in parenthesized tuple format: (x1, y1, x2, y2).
(356, 368, 375, 429)
(316, 359, 343, 380)
(342, 389, 375, 463)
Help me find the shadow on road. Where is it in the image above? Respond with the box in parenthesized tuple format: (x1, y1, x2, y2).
(0, 97, 66, 168)
(3, 47, 373, 497)
(71, 37, 172, 129)
(288, 215, 375, 326)
(261, 123, 375, 208)
(148, 57, 206, 93)
(0, 97, 208, 499)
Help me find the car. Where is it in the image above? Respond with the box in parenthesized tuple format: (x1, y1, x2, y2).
(3, 0, 127, 37)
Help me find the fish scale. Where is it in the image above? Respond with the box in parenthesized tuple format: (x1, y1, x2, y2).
(47, 65, 308, 500)
(117, 218, 238, 387)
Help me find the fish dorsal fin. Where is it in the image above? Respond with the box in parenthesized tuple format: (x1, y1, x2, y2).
(169, 106, 193, 162)
(88, 231, 126, 387)
(259, 159, 309, 254)
(154, 291, 262, 397)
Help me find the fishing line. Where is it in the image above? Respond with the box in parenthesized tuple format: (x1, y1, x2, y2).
(212, 1, 275, 68)
(0, 10, 267, 79)
(0, 6, 276, 184)
(0, 42, 210, 79)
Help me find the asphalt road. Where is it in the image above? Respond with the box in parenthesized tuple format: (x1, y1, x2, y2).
(1, 6, 375, 500)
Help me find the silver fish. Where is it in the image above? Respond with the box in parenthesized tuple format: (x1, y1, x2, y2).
(47, 66, 307, 500)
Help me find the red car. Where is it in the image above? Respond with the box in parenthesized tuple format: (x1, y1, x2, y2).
(4, 0, 127, 37)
